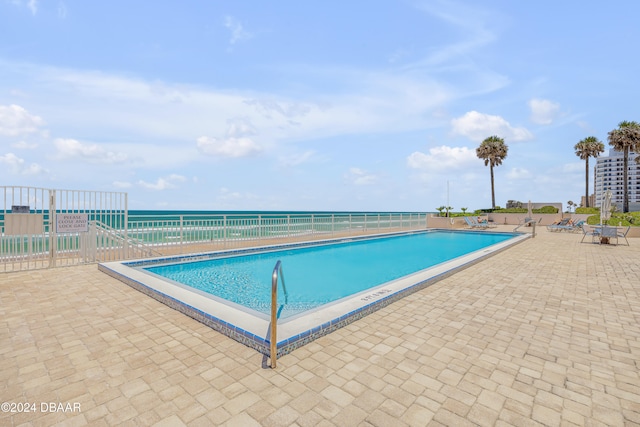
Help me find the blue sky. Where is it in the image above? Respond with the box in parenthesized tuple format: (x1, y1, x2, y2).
(1, 1, 638, 212)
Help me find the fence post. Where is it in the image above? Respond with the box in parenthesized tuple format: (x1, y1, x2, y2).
(180, 215, 184, 254)
(223, 215, 227, 248)
(49, 190, 56, 268)
(123, 193, 129, 258)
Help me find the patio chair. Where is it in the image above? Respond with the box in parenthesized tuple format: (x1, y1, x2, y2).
(599, 226, 618, 245)
(513, 216, 539, 232)
(580, 224, 600, 243)
(617, 225, 630, 246)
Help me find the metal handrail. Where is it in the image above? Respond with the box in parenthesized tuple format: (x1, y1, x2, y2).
(270, 260, 288, 368)
(93, 221, 162, 258)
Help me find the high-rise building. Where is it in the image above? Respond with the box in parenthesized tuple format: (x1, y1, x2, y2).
(580, 194, 595, 208)
(594, 149, 640, 211)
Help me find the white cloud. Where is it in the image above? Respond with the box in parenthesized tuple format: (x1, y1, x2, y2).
(345, 167, 377, 185)
(388, 48, 411, 64)
(528, 98, 560, 125)
(218, 187, 243, 200)
(58, 2, 67, 18)
(562, 162, 584, 173)
(224, 16, 252, 46)
(506, 167, 533, 180)
(407, 145, 477, 172)
(0, 152, 24, 173)
(112, 181, 132, 189)
(0, 104, 45, 136)
(138, 174, 186, 191)
(0, 152, 46, 175)
(4, 60, 455, 151)
(53, 138, 128, 163)
(12, 141, 39, 149)
(451, 111, 533, 142)
(196, 118, 263, 158)
(22, 162, 46, 175)
(215, 187, 263, 207)
(9, 0, 38, 14)
(278, 150, 317, 168)
(227, 119, 257, 137)
(576, 121, 595, 133)
(414, 2, 498, 67)
(196, 135, 262, 158)
(28, 0, 37, 14)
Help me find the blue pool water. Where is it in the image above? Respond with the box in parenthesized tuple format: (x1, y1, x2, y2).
(144, 230, 515, 319)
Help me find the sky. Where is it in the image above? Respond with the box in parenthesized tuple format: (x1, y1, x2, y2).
(1, 1, 639, 212)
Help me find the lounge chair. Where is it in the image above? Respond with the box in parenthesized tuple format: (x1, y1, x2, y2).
(555, 220, 584, 233)
(617, 226, 630, 246)
(475, 217, 497, 228)
(464, 216, 487, 229)
(547, 218, 571, 232)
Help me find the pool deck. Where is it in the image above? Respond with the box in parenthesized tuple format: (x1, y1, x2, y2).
(1, 226, 639, 426)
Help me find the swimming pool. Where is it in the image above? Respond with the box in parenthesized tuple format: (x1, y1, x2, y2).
(99, 229, 527, 358)
(143, 231, 515, 319)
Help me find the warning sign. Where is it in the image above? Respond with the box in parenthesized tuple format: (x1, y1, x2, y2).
(56, 213, 89, 233)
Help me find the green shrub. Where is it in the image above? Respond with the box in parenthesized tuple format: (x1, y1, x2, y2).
(585, 211, 640, 226)
(576, 207, 599, 214)
(492, 205, 558, 214)
(586, 215, 600, 225)
(536, 205, 558, 214)
(492, 208, 527, 213)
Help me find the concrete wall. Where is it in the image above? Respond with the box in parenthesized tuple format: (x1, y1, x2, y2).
(487, 213, 562, 226)
(427, 214, 640, 237)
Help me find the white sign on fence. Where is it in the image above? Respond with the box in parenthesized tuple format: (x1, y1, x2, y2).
(57, 213, 89, 233)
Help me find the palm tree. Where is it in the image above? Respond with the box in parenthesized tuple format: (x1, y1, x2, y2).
(607, 121, 640, 212)
(574, 136, 604, 207)
(476, 136, 508, 209)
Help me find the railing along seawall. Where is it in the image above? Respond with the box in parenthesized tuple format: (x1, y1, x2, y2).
(1, 208, 427, 271)
(126, 212, 427, 253)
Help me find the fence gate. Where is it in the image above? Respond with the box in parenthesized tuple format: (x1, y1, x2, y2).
(1, 186, 128, 272)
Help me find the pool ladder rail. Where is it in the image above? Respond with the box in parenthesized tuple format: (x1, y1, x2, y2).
(270, 260, 288, 368)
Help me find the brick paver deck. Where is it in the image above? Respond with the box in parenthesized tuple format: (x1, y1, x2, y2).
(1, 227, 639, 426)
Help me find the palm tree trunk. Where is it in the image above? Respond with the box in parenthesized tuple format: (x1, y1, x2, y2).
(623, 146, 629, 212)
(585, 158, 590, 207)
(490, 163, 496, 208)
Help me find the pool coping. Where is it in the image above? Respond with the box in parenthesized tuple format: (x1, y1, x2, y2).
(98, 229, 529, 357)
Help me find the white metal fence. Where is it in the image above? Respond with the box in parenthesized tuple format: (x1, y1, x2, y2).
(126, 212, 427, 253)
(1, 186, 427, 271)
(1, 186, 129, 272)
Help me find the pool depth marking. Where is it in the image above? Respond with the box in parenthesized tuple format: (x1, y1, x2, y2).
(99, 229, 529, 358)
(361, 289, 393, 302)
